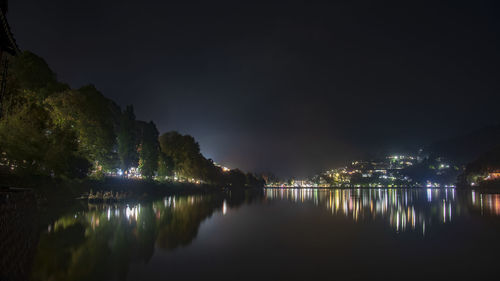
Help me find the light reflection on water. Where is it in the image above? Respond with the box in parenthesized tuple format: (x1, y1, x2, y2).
(33, 194, 231, 281)
(69, 195, 213, 233)
(264, 188, 500, 234)
(471, 190, 500, 215)
(24, 188, 500, 281)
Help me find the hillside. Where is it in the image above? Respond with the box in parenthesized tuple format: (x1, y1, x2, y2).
(426, 123, 500, 165)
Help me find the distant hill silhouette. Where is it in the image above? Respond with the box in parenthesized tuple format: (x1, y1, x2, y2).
(425, 123, 500, 165)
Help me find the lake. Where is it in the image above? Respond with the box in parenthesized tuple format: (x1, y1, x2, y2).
(22, 188, 500, 280)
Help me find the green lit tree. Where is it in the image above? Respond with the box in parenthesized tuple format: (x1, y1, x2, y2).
(137, 121, 159, 179)
(158, 152, 174, 179)
(117, 105, 138, 173)
(159, 131, 203, 179)
(45, 85, 117, 171)
(0, 52, 91, 178)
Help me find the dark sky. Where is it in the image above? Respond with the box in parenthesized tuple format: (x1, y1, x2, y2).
(8, 0, 500, 177)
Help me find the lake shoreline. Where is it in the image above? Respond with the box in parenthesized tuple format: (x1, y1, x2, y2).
(264, 185, 500, 194)
(0, 174, 234, 219)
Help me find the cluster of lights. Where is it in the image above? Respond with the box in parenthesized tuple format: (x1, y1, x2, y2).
(269, 152, 460, 187)
(108, 168, 206, 184)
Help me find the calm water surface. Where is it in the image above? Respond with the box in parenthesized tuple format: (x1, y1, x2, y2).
(30, 188, 500, 280)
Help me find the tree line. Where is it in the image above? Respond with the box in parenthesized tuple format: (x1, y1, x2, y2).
(0, 51, 264, 187)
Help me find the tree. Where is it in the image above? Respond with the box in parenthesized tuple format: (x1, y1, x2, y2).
(245, 172, 265, 187)
(45, 85, 117, 171)
(159, 131, 203, 179)
(0, 93, 91, 178)
(158, 131, 228, 184)
(225, 169, 246, 187)
(43, 125, 92, 179)
(199, 158, 223, 185)
(137, 121, 159, 179)
(117, 105, 138, 173)
(0, 51, 95, 178)
(158, 152, 174, 179)
(261, 172, 279, 185)
(0, 50, 262, 183)
(8, 51, 68, 98)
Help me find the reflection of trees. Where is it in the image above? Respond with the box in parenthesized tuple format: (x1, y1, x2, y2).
(225, 189, 264, 209)
(30, 194, 232, 281)
(155, 196, 223, 250)
(33, 211, 140, 281)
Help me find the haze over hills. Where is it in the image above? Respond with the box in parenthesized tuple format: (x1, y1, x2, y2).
(426, 123, 500, 165)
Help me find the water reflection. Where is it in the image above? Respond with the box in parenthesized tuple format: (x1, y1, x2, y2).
(28, 188, 500, 281)
(33, 195, 217, 281)
(471, 190, 500, 215)
(30, 190, 265, 281)
(264, 188, 500, 234)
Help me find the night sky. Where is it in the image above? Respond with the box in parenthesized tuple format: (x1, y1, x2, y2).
(8, 0, 500, 177)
